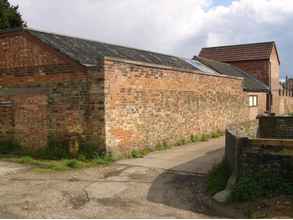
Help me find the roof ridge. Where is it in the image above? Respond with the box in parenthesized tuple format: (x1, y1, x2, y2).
(201, 41, 275, 50)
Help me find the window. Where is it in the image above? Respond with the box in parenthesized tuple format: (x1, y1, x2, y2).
(248, 95, 258, 107)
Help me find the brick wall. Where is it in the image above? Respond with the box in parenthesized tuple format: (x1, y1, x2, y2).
(103, 57, 249, 154)
(247, 92, 267, 120)
(0, 32, 105, 151)
(228, 60, 269, 87)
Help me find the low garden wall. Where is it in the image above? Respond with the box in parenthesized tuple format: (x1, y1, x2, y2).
(225, 117, 293, 186)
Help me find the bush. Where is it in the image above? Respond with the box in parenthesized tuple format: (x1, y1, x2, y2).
(199, 134, 209, 142)
(232, 171, 293, 202)
(210, 130, 223, 138)
(175, 138, 186, 146)
(155, 141, 170, 151)
(131, 149, 144, 158)
(17, 156, 34, 164)
(64, 159, 83, 169)
(95, 153, 114, 165)
(208, 160, 231, 195)
(190, 134, 200, 143)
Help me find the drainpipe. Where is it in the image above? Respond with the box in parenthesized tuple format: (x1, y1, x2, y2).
(268, 61, 272, 113)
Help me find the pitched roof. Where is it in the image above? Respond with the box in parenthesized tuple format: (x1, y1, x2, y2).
(2, 28, 202, 71)
(196, 57, 270, 93)
(199, 42, 280, 63)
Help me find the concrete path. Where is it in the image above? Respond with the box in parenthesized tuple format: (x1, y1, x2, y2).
(0, 138, 224, 218)
(118, 137, 225, 174)
(0, 161, 30, 176)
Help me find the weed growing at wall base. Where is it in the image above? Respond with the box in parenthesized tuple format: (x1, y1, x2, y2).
(231, 171, 293, 202)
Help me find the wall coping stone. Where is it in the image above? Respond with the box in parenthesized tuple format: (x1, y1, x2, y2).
(102, 56, 244, 81)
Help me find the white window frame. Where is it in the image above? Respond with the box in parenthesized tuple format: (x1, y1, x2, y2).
(248, 95, 258, 107)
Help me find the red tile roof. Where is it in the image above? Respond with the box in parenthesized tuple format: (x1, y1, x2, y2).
(199, 42, 280, 63)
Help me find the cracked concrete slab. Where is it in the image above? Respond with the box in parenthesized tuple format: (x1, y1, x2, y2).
(0, 137, 224, 218)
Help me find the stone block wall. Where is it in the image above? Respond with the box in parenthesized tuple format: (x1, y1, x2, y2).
(103, 57, 249, 154)
(258, 116, 293, 139)
(225, 120, 293, 184)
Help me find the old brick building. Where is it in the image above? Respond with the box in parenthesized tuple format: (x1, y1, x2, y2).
(199, 42, 293, 114)
(0, 28, 251, 155)
(194, 57, 269, 120)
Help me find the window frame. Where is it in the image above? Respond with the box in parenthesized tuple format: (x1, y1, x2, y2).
(248, 95, 258, 107)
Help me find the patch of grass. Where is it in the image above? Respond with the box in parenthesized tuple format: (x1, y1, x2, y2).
(232, 171, 293, 202)
(175, 138, 186, 146)
(199, 134, 210, 142)
(207, 160, 231, 195)
(9, 152, 115, 172)
(190, 134, 200, 143)
(95, 153, 114, 165)
(279, 149, 293, 156)
(131, 149, 144, 158)
(210, 130, 224, 139)
(155, 142, 170, 151)
(64, 159, 83, 169)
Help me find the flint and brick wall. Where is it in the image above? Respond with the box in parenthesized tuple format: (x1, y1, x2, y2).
(103, 57, 249, 154)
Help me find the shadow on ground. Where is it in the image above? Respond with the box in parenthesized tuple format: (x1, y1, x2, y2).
(147, 148, 223, 216)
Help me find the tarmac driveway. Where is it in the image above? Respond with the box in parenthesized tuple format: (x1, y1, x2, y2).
(0, 137, 224, 219)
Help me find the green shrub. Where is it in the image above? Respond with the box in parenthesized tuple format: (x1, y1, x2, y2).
(208, 160, 231, 195)
(17, 156, 34, 164)
(95, 153, 113, 165)
(131, 149, 144, 158)
(77, 154, 87, 161)
(199, 134, 209, 142)
(141, 147, 153, 156)
(210, 130, 223, 138)
(78, 140, 99, 160)
(232, 171, 293, 202)
(65, 159, 82, 169)
(175, 138, 186, 146)
(191, 134, 200, 143)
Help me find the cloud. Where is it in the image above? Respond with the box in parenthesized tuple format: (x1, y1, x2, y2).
(8, 0, 293, 77)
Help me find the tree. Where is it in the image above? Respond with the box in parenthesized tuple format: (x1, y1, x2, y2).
(0, 0, 26, 29)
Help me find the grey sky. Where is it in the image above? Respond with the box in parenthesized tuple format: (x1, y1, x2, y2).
(9, 0, 293, 78)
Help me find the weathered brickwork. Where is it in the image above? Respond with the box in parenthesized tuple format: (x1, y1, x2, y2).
(0, 32, 105, 151)
(0, 31, 253, 155)
(0, 34, 67, 69)
(0, 98, 14, 138)
(228, 60, 269, 87)
(103, 57, 249, 154)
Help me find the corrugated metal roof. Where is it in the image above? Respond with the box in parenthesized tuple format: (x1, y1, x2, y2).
(23, 28, 200, 71)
